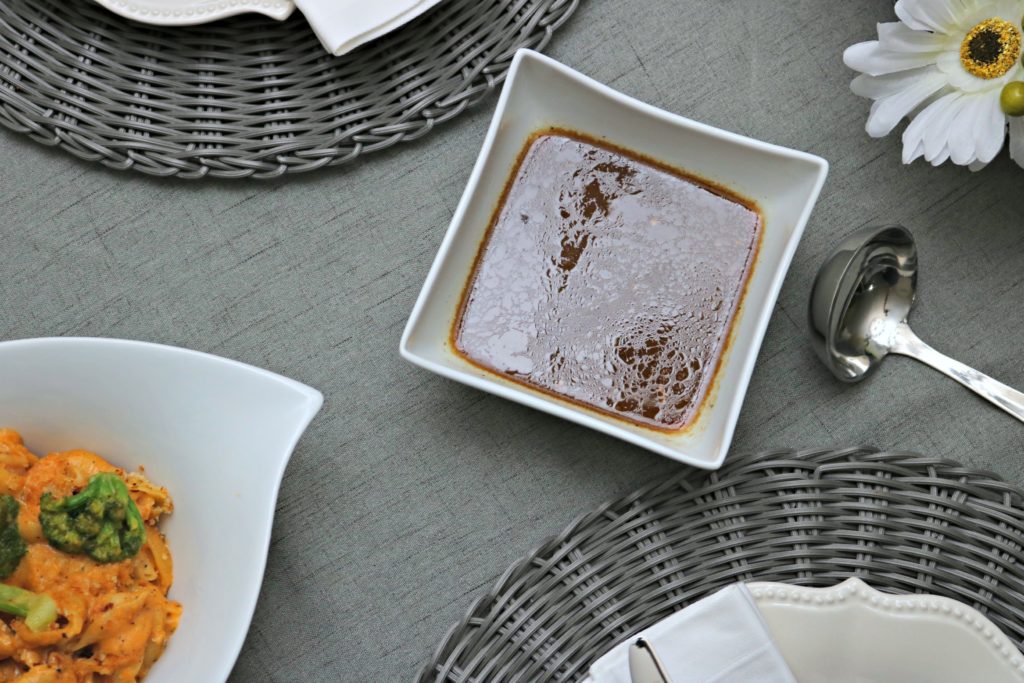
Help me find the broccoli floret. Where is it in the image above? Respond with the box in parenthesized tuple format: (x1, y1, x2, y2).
(0, 583, 57, 632)
(39, 473, 145, 564)
(0, 496, 26, 579)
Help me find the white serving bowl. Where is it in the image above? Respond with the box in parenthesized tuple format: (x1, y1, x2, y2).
(401, 49, 828, 469)
(0, 337, 323, 682)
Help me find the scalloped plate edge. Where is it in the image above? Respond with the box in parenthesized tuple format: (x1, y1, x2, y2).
(92, 0, 295, 26)
(749, 578, 1024, 682)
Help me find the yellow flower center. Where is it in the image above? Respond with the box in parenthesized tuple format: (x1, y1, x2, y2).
(960, 18, 1021, 79)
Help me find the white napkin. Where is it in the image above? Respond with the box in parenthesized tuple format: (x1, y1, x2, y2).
(294, 0, 445, 56)
(585, 584, 797, 683)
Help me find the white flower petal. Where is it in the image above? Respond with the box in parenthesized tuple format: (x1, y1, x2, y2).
(903, 99, 946, 162)
(948, 96, 986, 164)
(845, 41, 948, 76)
(865, 70, 949, 137)
(937, 50, 1022, 93)
(926, 94, 970, 161)
(973, 92, 1007, 163)
(993, 0, 1023, 21)
(905, 137, 927, 164)
(968, 160, 990, 171)
(895, 0, 967, 34)
(961, 1, 1023, 31)
(851, 67, 943, 99)
(931, 146, 953, 165)
(877, 22, 953, 52)
(902, 91, 961, 163)
(1009, 116, 1024, 168)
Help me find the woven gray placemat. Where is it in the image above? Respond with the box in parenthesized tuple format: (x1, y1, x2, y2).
(0, 0, 579, 179)
(418, 447, 1024, 682)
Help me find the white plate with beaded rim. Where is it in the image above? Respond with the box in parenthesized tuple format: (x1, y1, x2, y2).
(749, 578, 1024, 682)
(93, 0, 295, 26)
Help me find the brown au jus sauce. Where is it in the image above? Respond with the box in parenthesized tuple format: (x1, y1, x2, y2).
(453, 129, 762, 430)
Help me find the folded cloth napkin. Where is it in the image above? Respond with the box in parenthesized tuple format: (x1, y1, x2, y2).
(294, 0, 445, 56)
(585, 584, 797, 683)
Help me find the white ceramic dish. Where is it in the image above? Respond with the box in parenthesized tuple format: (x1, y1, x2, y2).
(750, 578, 1024, 682)
(400, 49, 828, 469)
(94, 0, 296, 26)
(0, 337, 322, 683)
(92, 0, 445, 55)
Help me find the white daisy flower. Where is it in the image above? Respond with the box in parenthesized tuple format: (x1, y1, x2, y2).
(844, 0, 1024, 170)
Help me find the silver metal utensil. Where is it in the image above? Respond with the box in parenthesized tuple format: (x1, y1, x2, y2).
(628, 638, 672, 683)
(808, 224, 1024, 423)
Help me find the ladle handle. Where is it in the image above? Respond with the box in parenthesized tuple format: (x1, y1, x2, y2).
(890, 322, 1024, 424)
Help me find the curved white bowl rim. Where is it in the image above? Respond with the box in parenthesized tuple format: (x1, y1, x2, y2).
(0, 337, 322, 682)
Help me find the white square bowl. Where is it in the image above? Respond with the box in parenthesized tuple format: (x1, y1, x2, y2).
(401, 49, 828, 470)
(0, 337, 323, 682)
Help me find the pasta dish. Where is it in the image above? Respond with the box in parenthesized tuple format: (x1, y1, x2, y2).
(0, 429, 180, 682)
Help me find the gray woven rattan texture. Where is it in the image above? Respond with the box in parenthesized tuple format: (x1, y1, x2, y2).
(419, 447, 1024, 682)
(0, 0, 578, 179)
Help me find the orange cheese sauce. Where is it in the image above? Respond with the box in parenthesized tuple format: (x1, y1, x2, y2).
(0, 430, 180, 682)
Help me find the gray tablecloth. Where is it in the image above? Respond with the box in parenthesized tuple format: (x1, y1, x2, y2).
(2, 1, 1023, 681)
